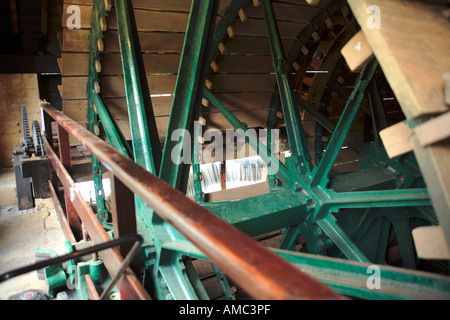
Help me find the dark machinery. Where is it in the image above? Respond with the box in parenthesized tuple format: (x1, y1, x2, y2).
(12, 104, 48, 210)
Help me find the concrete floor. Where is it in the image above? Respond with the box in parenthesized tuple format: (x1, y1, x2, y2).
(0, 168, 66, 300)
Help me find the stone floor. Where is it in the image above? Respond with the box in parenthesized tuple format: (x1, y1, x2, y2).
(0, 194, 66, 299)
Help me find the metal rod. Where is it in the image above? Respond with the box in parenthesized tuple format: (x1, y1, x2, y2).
(41, 102, 344, 300)
(0, 234, 143, 285)
(99, 238, 143, 300)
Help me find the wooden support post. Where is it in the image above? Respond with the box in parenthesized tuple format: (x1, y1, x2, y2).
(111, 175, 137, 241)
(110, 175, 138, 273)
(85, 274, 100, 300)
(57, 124, 82, 239)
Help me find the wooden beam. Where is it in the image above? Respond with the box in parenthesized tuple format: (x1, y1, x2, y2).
(379, 121, 413, 158)
(110, 176, 137, 250)
(347, 0, 450, 118)
(341, 31, 374, 71)
(415, 111, 450, 147)
(444, 72, 450, 106)
(412, 226, 450, 259)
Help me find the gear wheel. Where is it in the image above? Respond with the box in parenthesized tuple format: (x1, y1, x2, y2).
(32, 120, 45, 157)
(21, 104, 34, 155)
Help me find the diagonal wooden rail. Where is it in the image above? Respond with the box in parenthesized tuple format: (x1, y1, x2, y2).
(41, 101, 343, 300)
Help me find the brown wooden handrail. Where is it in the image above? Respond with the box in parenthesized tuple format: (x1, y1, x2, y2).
(41, 102, 344, 300)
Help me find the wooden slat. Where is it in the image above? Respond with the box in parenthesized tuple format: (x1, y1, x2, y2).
(215, 55, 274, 74)
(107, 8, 189, 32)
(224, 36, 296, 56)
(412, 226, 450, 259)
(205, 109, 269, 130)
(415, 111, 450, 147)
(62, 53, 181, 76)
(120, 0, 192, 12)
(379, 121, 413, 158)
(245, 1, 322, 23)
(63, 29, 186, 53)
(61, 74, 177, 100)
(61, 73, 278, 100)
(341, 30, 374, 71)
(347, 0, 450, 118)
(61, 53, 89, 75)
(204, 182, 270, 202)
(211, 74, 276, 93)
(62, 29, 90, 52)
(61, 53, 277, 76)
(233, 18, 306, 40)
(62, 4, 190, 32)
(104, 31, 185, 53)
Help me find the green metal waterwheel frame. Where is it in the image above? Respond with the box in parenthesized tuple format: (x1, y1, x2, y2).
(81, 0, 450, 300)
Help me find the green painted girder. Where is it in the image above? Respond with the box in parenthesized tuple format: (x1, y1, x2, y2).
(204, 88, 292, 188)
(203, 188, 309, 237)
(324, 188, 430, 211)
(262, 0, 313, 174)
(86, 0, 118, 227)
(160, 237, 450, 300)
(159, 1, 219, 193)
(90, 91, 132, 157)
(310, 60, 379, 187)
(316, 214, 370, 263)
(273, 248, 450, 300)
(149, 0, 220, 300)
(115, 0, 161, 175)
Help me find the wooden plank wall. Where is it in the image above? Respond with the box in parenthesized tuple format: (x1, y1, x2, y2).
(59, 0, 327, 145)
(0, 74, 41, 168)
